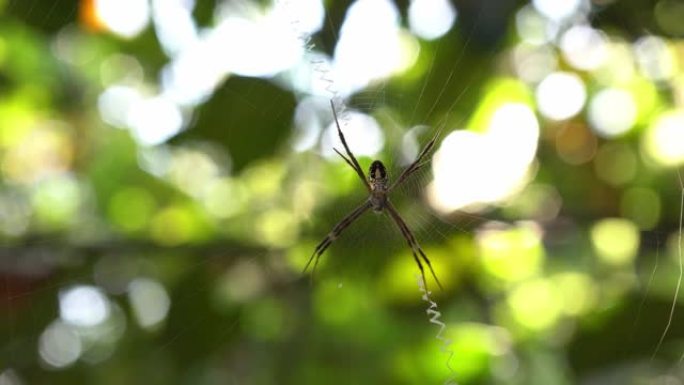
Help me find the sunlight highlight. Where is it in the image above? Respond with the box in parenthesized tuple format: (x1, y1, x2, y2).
(277, 0, 325, 36)
(39, 321, 82, 369)
(151, 0, 198, 56)
(430, 103, 539, 212)
(506, 278, 562, 331)
(532, 0, 582, 21)
(477, 222, 544, 283)
(334, 0, 412, 93)
(560, 25, 607, 71)
(553, 272, 597, 316)
(94, 0, 150, 38)
(633, 36, 676, 81)
(643, 110, 684, 166)
(515, 5, 556, 45)
(512, 44, 557, 83)
(98, 85, 143, 128)
(590, 218, 639, 266)
(536, 72, 586, 121)
(128, 95, 184, 146)
(158, 1, 316, 106)
(128, 278, 171, 330)
(323, 110, 384, 158)
(212, 15, 303, 78)
(160, 40, 225, 106)
(408, 0, 457, 40)
(98, 84, 187, 146)
(588, 88, 637, 138)
(59, 286, 111, 327)
(0, 370, 21, 385)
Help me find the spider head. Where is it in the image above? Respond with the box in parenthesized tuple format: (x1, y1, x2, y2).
(369, 160, 388, 187)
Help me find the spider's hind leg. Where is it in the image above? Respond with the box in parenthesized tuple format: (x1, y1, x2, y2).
(386, 202, 444, 291)
(303, 237, 333, 284)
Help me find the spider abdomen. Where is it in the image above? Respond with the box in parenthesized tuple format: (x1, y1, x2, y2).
(370, 190, 388, 212)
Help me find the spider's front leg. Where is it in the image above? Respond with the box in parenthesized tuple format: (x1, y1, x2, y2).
(389, 125, 443, 192)
(330, 99, 371, 192)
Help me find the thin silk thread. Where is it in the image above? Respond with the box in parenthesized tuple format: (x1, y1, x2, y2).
(275, 0, 351, 124)
(416, 275, 458, 385)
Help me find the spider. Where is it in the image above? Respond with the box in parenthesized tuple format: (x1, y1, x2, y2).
(303, 99, 444, 290)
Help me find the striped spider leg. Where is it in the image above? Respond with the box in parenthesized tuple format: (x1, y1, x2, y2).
(303, 99, 443, 290)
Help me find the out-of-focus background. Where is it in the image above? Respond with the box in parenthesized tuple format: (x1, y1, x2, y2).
(1, 0, 683, 384)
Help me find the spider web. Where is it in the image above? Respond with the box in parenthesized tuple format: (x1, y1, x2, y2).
(318, 3, 684, 383)
(303, 6, 493, 292)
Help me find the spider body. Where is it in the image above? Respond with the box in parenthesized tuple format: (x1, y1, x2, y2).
(369, 160, 389, 212)
(304, 100, 444, 290)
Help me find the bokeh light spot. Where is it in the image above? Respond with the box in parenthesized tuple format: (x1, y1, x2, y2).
(0, 370, 22, 385)
(216, 261, 265, 304)
(536, 72, 586, 121)
(256, 209, 298, 247)
(515, 5, 555, 45)
(588, 88, 637, 138)
(98, 85, 143, 128)
(109, 187, 156, 233)
(203, 178, 248, 219)
(532, 0, 581, 21)
(323, 110, 385, 158)
(555, 123, 597, 165)
(31, 175, 82, 230)
(151, 0, 198, 56)
(408, 0, 457, 40)
(95, 0, 150, 39)
(212, 15, 303, 78)
(1, 125, 73, 184)
(590, 218, 639, 266)
(560, 25, 607, 71)
(150, 205, 204, 246)
(552, 273, 597, 316)
(59, 286, 110, 327)
(430, 103, 538, 212)
(128, 278, 171, 330)
(594, 143, 637, 186)
(643, 110, 684, 166)
(334, 0, 406, 93)
(477, 222, 544, 284)
(128, 96, 184, 146)
(506, 278, 562, 331)
(512, 44, 557, 83)
(620, 187, 661, 230)
(633, 36, 676, 81)
(39, 321, 82, 369)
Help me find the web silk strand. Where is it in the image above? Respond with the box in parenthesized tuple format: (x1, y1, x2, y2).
(654, 169, 684, 361)
(416, 275, 458, 385)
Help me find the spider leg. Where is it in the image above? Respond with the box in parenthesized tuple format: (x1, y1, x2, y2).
(303, 201, 372, 282)
(330, 99, 371, 192)
(389, 125, 443, 192)
(333, 148, 356, 171)
(387, 211, 429, 290)
(386, 202, 444, 291)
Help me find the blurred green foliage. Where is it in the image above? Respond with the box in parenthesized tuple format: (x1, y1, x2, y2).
(0, 1, 684, 385)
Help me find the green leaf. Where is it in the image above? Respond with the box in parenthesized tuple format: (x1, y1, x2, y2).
(179, 76, 296, 172)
